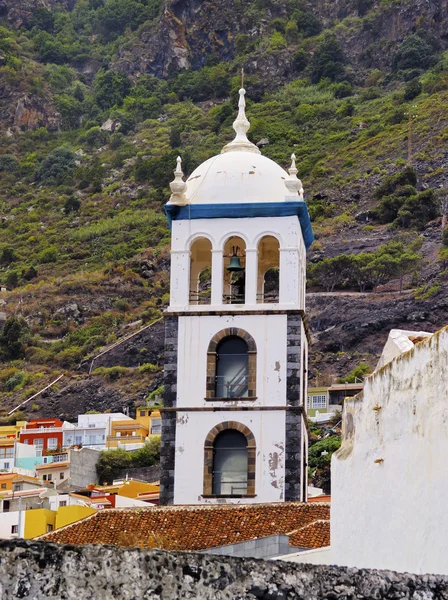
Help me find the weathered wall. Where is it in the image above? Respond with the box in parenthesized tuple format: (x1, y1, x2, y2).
(1, 540, 448, 599)
(331, 325, 448, 575)
(69, 448, 100, 488)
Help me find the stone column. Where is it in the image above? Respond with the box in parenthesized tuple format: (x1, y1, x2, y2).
(211, 249, 223, 305)
(280, 248, 299, 306)
(245, 248, 258, 306)
(170, 251, 190, 307)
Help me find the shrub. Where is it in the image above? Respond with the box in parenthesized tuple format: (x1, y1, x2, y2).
(0, 155, 19, 172)
(56, 347, 83, 369)
(35, 147, 76, 186)
(38, 246, 58, 264)
(404, 78, 422, 101)
(64, 195, 81, 214)
(5, 371, 26, 392)
(308, 436, 341, 469)
(0, 317, 26, 360)
(339, 362, 371, 383)
(292, 49, 308, 72)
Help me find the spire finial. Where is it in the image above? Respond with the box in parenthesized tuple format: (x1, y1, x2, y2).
(168, 155, 188, 205)
(221, 76, 260, 154)
(285, 153, 304, 200)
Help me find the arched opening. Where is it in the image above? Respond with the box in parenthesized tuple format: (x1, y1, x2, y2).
(212, 430, 248, 495)
(190, 238, 212, 305)
(223, 236, 246, 304)
(203, 421, 256, 497)
(257, 236, 280, 303)
(206, 328, 257, 400)
(215, 336, 249, 398)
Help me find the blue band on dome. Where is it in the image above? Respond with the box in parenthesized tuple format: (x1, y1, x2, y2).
(164, 201, 314, 250)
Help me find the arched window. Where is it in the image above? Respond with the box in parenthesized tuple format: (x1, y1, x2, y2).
(212, 430, 248, 495)
(190, 237, 212, 305)
(203, 422, 256, 497)
(216, 337, 248, 398)
(257, 236, 280, 303)
(206, 328, 257, 400)
(223, 236, 246, 304)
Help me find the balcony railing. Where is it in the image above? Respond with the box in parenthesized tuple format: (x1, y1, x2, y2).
(215, 375, 249, 399)
(257, 291, 279, 304)
(189, 290, 211, 305)
(107, 435, 145, 443)
(223, 294, 245, 305)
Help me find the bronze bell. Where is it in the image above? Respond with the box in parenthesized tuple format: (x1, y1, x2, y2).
(227, 246, 245, 272)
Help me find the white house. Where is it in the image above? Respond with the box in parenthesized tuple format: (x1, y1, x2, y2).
(62, 413, 131, 449)
(160, 88, 313, 505)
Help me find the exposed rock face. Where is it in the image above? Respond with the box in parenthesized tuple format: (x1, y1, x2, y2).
(0, 90, 61, 133)
(1, 540, 448, 599)
(0, 0, 75, 27)
(114, 0, 287, 77)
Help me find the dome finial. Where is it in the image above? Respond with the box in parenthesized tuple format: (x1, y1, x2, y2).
(285, 153, 304, 200)
(168, 155, 188, 205)
(221, 75, 260, 155)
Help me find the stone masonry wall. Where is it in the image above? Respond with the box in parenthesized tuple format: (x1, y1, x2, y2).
(159, 315, 178, 505)
(1, 540, 448, 600)
(285, 314, 303, 501)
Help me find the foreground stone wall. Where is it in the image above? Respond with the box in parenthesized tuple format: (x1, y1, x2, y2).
(1, 540, 447, 600)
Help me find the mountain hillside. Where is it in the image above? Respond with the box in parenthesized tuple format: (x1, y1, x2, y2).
(1, 0, 448, 419)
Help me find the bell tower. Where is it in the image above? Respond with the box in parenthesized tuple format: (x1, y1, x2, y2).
(160, 88, 314, 505)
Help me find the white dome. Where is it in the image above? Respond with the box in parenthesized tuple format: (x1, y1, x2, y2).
(167, 88, 304, 207)
(186, 151, 289, 205)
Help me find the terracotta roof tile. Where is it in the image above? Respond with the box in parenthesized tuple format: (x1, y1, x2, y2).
(39, 502, 330, 551)
(288, 519, 330, 549)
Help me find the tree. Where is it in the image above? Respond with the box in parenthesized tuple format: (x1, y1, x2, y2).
(392, 34, 437, 72)
(339, 362, 371, 383)
(0, 317, 26, 360)
(310, 35, 345, 83)
(96, 448, 131, 484)
(312, 254, 353, 292)
(93, 70, 131, 110)
(29, 8, 55, 32)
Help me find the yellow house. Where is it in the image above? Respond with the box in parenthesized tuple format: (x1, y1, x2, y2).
(24, 505, 97, 538)
(0, 421, 27, 464)
(106, 408, 161, 449)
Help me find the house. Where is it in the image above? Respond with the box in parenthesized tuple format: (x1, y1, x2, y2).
(0, 421, 26, 471)
(0, 473, 42, 492)
(307, 383, 364, 421)
(106, 408, 161, 450)
(62, 412, 131, 449)
(39, 503, 329, 556)
(283, 326, 448, 575)
(160, 86, 313, 505)
(36, 460, 70, 487)
(19, 419, 65, 455)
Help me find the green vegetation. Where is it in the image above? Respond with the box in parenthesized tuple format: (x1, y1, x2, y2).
(96, 436, 161, 484)
(0, 0, 447, 387)
(308, 236, 422, 292)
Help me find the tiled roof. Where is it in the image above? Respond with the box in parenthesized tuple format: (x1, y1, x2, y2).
(36, 462, 69, 470)
(288, 519, 330, 549)
(39, 502, 330, 551)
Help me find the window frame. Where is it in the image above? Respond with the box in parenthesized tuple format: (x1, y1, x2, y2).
(206, 328, 257, 401)
(203, 422, 256, 498)
(312, 395, 327, 409)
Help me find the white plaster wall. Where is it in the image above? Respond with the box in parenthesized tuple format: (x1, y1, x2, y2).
(16, 442, 36, 459)
(0, 459, 13, 472)
(168, 216, 305, 310)
(174, 410, 286, 505)
(177, 314, 287, 408)
(331, 326, 448, 575)
(0, 511, 23, 539)
(115, 496, 150, 508)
